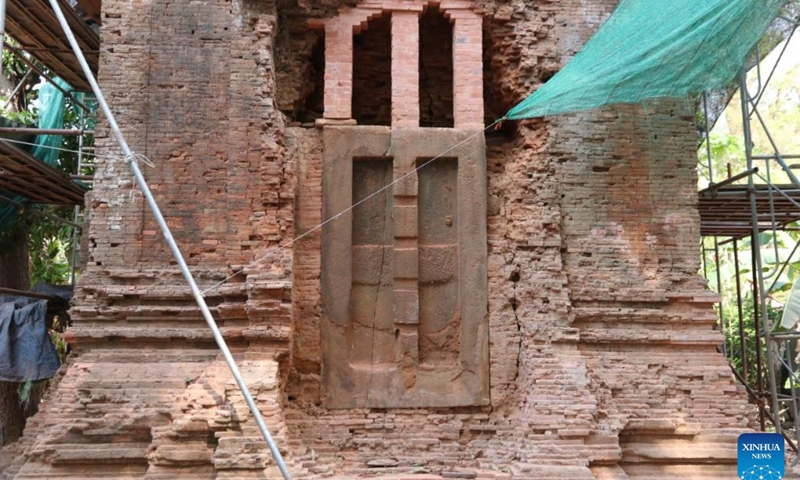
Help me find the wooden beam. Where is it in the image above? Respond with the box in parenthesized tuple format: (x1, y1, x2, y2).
(0, 287, 65, 303)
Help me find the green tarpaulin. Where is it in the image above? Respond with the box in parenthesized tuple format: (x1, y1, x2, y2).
(505, 0, 787, 120)
(31, 78, 72, 167)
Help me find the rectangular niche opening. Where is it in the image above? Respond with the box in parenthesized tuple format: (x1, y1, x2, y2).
(350, 157, 395, 366)
(419, 7, 454, 128)
(352, 14, 393, 126)
(417, 157, 459, 366)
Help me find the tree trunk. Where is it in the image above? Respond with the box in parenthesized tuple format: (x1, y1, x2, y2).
(0, 226, 30, 447)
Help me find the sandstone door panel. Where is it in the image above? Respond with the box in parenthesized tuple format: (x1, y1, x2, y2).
(418, 157, 460, 366)
(321, 127, 488, 409)
(350, 158, 395, 366)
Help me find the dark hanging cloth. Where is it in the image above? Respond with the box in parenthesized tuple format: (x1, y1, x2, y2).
(0, 296, 61, 382)
(32, 283, 73, 327)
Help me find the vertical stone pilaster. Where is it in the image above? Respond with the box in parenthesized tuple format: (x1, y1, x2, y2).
(324, 20, 353, 120)
(451, 12, 483, 129)
(393, 156, 420, 388)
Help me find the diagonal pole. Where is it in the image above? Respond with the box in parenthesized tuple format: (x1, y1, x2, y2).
(46, 1, 291, 478)
(0, 0, 5, 56)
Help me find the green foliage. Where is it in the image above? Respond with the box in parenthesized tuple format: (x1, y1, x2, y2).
(17, 381, 32, 404)
(702, 230, 800, 300)
(1, 108, 36, 126)
(701, 227, 800, 398)
(57, 95, 95, 178)
(698, 133, 746, 186)
(49, 329, 68, 364)
(27, 212, 73, 285)
(723, 296, 781, 391)
(0, 205, 74, 285)
(1, 36, 27, 79)
(1, 35, 39, 117)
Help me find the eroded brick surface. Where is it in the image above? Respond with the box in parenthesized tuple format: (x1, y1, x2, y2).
(0, 0, 757, 479)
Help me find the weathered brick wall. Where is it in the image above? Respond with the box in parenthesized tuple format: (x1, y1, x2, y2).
(1, 1, 756, 479)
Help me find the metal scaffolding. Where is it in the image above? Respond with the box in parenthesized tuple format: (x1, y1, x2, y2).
(0, 3, 96, 280)
(0, 0, 96, 207)
(700, 16, 800, 453)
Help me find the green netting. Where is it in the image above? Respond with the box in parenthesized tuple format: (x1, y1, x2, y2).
(31, 78, 71, 167)
(505, 0, 787, 120)
(0, 78, 71, 230)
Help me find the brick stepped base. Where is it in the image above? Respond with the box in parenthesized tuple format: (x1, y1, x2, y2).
(0, 350, 291, 480)
(324, 471, 511, 480)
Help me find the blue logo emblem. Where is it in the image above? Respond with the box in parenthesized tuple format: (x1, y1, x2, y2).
(738, 433, 784, 479)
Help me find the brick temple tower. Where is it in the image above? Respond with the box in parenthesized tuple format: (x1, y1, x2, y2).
(1, 1, 755, 479)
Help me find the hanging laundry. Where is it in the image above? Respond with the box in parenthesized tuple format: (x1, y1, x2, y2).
(0, 296, 61, 382)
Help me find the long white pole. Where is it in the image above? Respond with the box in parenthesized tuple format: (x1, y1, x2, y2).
(46, 1, 291, 477)
(0, 0, 6, 58)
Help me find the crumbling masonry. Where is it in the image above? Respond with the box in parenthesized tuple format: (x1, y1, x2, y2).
(1, 0, 754, 479)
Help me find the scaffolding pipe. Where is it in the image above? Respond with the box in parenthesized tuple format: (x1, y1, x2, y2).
(753, 154, 800, 160)
(767, 238, 800, 294)
(755, 175, 800, 211)
(2, 43, 93, 114)
(775, 341, 800, 462)
(46, 1, 292, 478)
(713, 237, 728, 358)
(2, 68, 33, 110)
(698, 167, 758, 196)
(703, 92, 714, 185)
(733, 239, 748, 382)
(70, 93, 86, 286)
(701, 241, 710, 284)
(706, 189, 800, 196)
(752, 239, 767, 430)
(779, 15, 800, 26)
(0, 127, 89, 136)
(729, 363, 798, 453)
(740, 67, 782, 434)
(752, 105, 800, 190)
(761, 160, 781, 281)
(752, 25, 797, 113)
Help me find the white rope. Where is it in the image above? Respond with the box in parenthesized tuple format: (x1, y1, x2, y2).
(4, 139, 157, 168)
(125, 152, 155, 168)
(124, 153, 155, 202)
(199, 120, 501, 295)
(2, 137, 102, 158)
(3, 120, 502, 295)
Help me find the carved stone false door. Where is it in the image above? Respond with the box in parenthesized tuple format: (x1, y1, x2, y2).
(322, 127, 488, 408)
